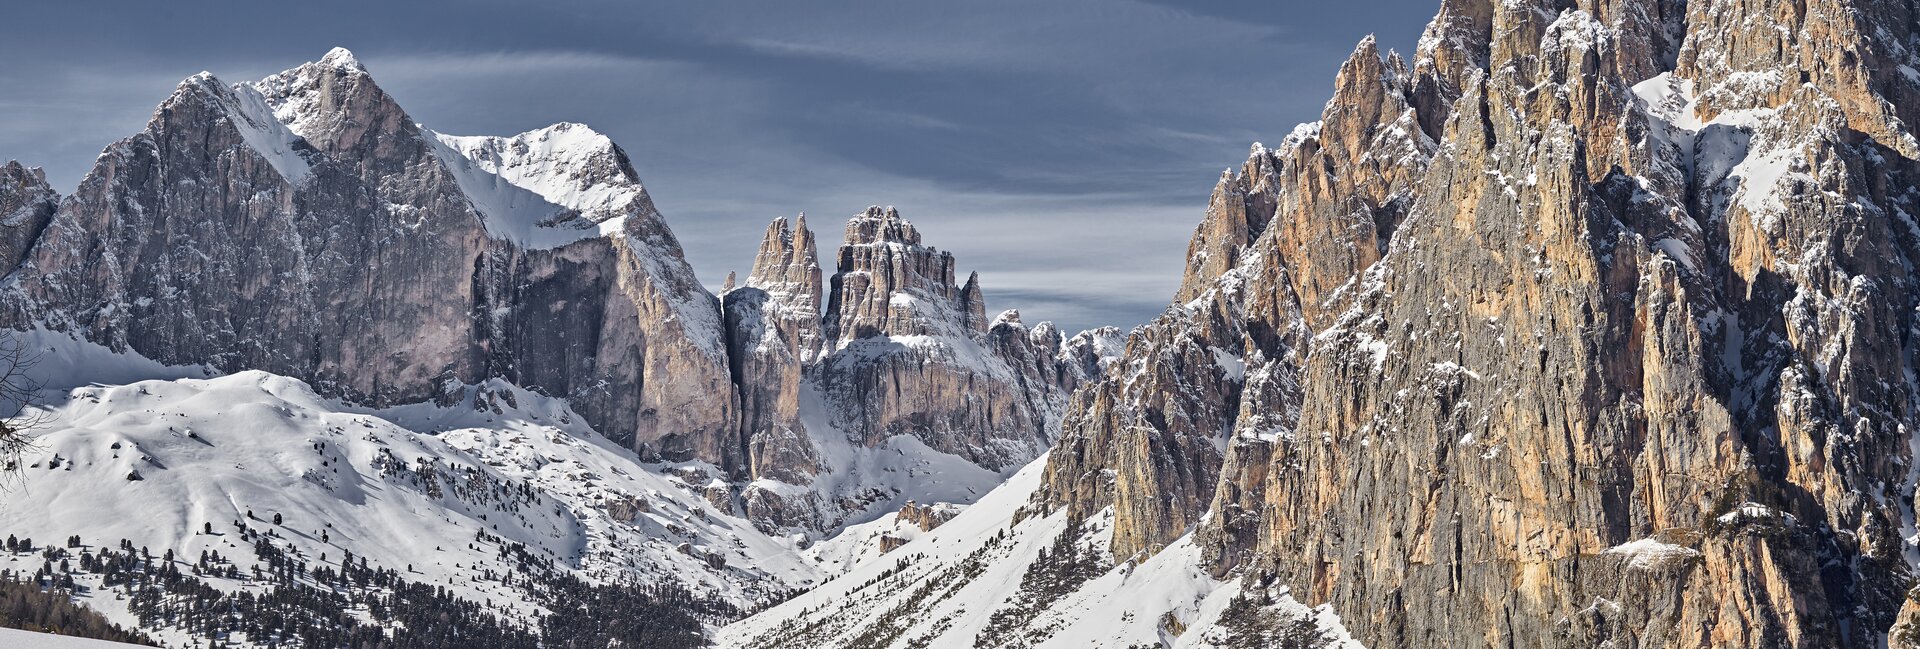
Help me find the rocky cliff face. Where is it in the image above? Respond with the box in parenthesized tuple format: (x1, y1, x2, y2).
(0, 163, 55, 278)
(1, 48, 734, 465)
(724, 208, 1108, 534)
(814, 206, 1060, 465)
(1039, 0, 1920, 647)
(727, 215, 826, 485)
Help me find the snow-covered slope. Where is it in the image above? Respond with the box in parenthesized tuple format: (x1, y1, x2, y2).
(717, 456, 1360, 648)
(202, 74, 313, 184)
(430, 123, 646, 222)
(0, 628, 149, 649)
(797, 499, 959, 576)
(426, 123, 644, 248)
(0, 333, 821, 645)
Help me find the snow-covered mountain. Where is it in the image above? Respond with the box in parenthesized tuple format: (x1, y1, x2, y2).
(12, 0, 1920, 644)
(0, 46, 1110, 648)
(717, 454, 1363, 649)
(4, 46, 737, 467)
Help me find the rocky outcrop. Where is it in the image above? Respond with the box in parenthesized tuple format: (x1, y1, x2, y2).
(1037, 294, 1253, 560)
(1040, 0, 1920, 647)
(821, 206, 980, 348)
(815, 207, 1071, 467)
(875, 534, 910, 555)
(724, 209, 1111, 534)
(726, 215, 825, 484)
(0, 163, 55, 278)
(0, 49, 733, 465)
(894, 499, 958, 532)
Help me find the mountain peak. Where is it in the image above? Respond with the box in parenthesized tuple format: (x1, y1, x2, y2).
(148, 70, 314, 184)
(516, 122, 620, 156)
(250, 46, 415, 164)
(427, 121, 653, 245)
(845, 205, 922, 246)
(1353, 33, 1378, 54)
(747, 214, 822, 298)
(319, 47, 364, 72)
(164, 71, 225, 104)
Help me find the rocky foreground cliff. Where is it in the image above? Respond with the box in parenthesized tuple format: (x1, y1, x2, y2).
(727, 0, 1920, 646)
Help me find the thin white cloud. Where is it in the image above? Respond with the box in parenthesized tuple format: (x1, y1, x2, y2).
(715, 0, 1281, 76)
(363, 49, 682, 79)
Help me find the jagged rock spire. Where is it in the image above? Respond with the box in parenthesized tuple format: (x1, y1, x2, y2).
(743, 214, 824, 363)
(959, 271, 986, 335)
(722, 213, 830, 491)
(823, 206, 973, 349)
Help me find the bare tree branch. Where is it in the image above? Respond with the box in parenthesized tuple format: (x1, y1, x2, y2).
(0, 331, 44, 476)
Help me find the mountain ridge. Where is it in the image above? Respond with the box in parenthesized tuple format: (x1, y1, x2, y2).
(0, 47, 1109, 647)
(8, 0, 1920, 644)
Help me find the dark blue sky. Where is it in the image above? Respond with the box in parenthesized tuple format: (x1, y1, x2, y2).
(0, 1, 1437, 333)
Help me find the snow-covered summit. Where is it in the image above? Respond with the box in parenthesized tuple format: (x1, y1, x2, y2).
(317, 46, 364, 72)
(244, 48, 661, 250)
(428, 122, 654, 248)
(155, 72, 314, 184)
(247, 47, 398, 152)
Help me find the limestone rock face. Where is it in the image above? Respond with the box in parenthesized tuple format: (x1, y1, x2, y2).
(0, 162, 56, 277)
(1041, 30, 1438, 561)
(1040, 0, 1920, 646)
(822, 206, 980, 347)
(725, 216, 826, 484)
(1, 49, 733, 464)
(815, 207, 1070, 467)
(724, 209, 1109, 534)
